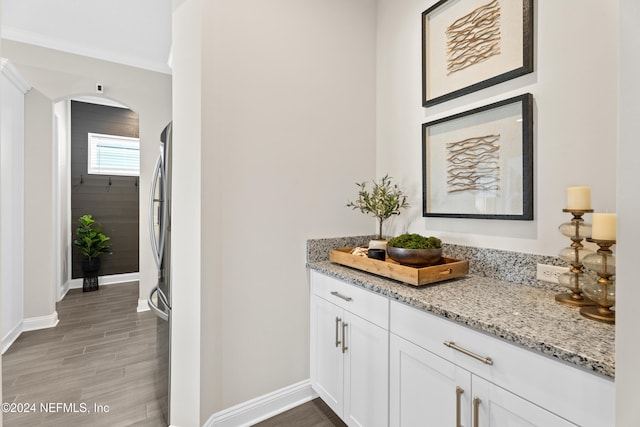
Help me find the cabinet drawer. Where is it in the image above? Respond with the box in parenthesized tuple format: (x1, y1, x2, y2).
(390, 300, 614, 427)
(311, 271, 389, 329)
(391, 300, 491, 373)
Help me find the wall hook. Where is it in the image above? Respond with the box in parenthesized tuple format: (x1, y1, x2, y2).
(106, 176, 112, 192)
(80, 174, 84, 184)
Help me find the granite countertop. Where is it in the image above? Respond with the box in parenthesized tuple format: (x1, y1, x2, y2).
(308, 260, 615, 379)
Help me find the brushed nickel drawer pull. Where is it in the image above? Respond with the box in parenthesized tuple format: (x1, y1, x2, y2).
(330, 291, 353, 302)
(455, 386, 464, 427)
(341, 322, 348, 354)
(444, 341, 494, 366)
(335, 317, 342, 348)
(473, 397, 481, 427)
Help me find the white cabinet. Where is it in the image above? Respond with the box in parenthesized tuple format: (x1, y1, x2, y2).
(312, 295, 344, 412)
(390, 300, 614, 427)
(389, 333, 471, 426)
(309, 271, 614, 427)
(390, 333, 576, 427)
(472, 376, 575, 427)
(310, 271, 389, 427)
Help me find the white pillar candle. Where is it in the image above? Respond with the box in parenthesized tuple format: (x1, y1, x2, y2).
(567, 186, 591, 210)
(591, 213, 617, 240)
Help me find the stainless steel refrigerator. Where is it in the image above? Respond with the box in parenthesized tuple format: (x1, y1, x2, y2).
(148, 122, 172, 425)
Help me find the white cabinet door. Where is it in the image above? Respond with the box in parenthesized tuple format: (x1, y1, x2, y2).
(311, 294, 344, 417)
(472, 376, 577, 427)
(344, 311, 389, 427)
(390, 333, 576, 427)
(390, 333, 471, 427)
(390, 299, 612, 427)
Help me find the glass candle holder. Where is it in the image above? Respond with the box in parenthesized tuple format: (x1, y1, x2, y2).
(580, 238, 616, 324)
(555, 209, 595, 306)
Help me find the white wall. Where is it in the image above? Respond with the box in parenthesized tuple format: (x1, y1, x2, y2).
(54, 99, 70, 301)
(22, 88, 57, 321)
(172, 0, 377, 423)
(616, 0, 640, 424)
(377, 1, 640, 423)
(0, 40, 171, 315)
(171, 0, 202, 424)
(1, 6, 5, 426)
(0, 59, 28, 351)
(376, 0, 618, 256)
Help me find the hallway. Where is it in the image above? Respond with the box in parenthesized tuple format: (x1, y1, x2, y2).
(2, 282, 165, 426)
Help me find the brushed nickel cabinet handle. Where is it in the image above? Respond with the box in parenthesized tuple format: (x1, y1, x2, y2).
(473, 397, 481, 427)
(444, 341, 494, 366)
(455, 386, 464, 427)
(341, 322, 348, 354)
(330, 291, 353, 302)
(335, 317, 342, 348)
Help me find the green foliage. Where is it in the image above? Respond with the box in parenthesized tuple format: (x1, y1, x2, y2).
(346, 174, 409, 239)
(388, 233, 442, 249)
(73, 214, 112, 260)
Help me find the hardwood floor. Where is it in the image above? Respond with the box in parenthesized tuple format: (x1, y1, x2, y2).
(2, 282, 165, 426)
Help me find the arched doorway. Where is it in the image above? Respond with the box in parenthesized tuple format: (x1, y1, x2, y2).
(55, 95, 141, 299)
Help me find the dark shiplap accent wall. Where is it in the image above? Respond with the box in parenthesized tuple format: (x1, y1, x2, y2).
(71, 101, 140, 279)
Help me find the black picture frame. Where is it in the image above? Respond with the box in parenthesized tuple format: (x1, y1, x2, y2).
(422, 0, 534, 107)
(422, 93, 533, 220)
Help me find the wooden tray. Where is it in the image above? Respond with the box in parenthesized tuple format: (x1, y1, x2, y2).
(329, 247, 469, 286)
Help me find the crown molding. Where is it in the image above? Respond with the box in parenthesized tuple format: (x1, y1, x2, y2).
(2, 26, 172, 75)
(1, 58, 32, 93)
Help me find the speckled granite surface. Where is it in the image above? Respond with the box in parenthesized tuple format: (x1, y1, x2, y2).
(306, 237, 615, 379)
(443, 243, 565, 289)
(307, 236, 565, 290)
(306, 235, 376, 262)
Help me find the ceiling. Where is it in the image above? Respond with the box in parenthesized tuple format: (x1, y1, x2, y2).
(1, 0, 172, 74)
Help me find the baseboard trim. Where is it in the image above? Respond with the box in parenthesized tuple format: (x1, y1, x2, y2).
(1, 320, 24, 354)
(58, 280, 71, 302)
(137, 299, 150, 312)
(204, 380, 317, 427)
(2, 311, 60, 353)
(69, 272, 140, 290)
(22, 311, 59, 332)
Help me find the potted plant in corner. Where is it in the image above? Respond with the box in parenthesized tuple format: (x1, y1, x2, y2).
(73, 214, 112, 292)
(346, 174, 410, 249)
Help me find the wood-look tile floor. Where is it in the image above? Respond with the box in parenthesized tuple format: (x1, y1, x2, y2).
(2, 281, 344, 427)
(253, 398, 346, 427)
(2, 282, 166, 426)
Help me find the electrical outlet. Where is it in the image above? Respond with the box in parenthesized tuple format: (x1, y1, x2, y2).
(536, 264, 569, 284)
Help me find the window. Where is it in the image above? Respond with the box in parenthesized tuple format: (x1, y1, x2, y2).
(88, 133, 140, 176)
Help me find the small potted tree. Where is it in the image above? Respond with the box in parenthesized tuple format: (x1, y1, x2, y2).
(346, 174, 409, 249)
(73, 214, 112, 292)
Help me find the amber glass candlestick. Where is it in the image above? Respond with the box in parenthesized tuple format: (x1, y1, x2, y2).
(555, 209, 595, 306)
(580, 238, 616, 324)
